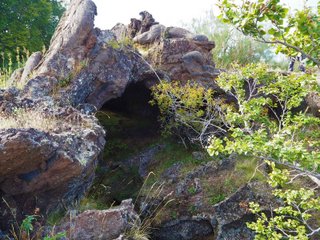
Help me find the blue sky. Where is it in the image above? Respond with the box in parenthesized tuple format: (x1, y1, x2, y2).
(93, 0, 319, 29)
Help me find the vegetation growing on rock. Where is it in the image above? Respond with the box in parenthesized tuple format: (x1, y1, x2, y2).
(1, 0, 320, 239)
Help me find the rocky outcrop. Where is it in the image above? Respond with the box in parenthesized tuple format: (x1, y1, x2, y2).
(56, 199, 138, 240)
(0, 94, 105, 230)
(125, 12, 218, 83)
(34, 0, 97, 79)
(20, 51, 42, 84)
(213, 182, 275, 240)
(12, 7, 218, 109)
(151, 218, 214, 240)
(306, 92, 320, 117)
(1, 0, 219, 234)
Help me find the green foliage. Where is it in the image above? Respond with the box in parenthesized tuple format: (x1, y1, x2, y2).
(151, 81, 226, 147)
(43, 232, 66, 240)
(152, 64, 320, 170)
(185, 12, 286, 69)
(218, 0, 320, 67)
(209, 193, 226, 205)
(20, 215, 36, 236)
(247, 162, 320, 239)
(187, 186, 197, 195)
(0, 0, 64, 66)
(8, 214, 66, 240)
(107, 37, 134, 50)
(207, 63, 320, 170)
(0, 47, 29, 88)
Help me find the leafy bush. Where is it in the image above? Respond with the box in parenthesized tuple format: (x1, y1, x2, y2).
(218, 0, 320, 67)
(247, 161, 320, 239)
(152, 63, 320, 170)
(150, 81, 227, 147)
(206, 63, 320, 171)
(152, 63, 320, 239)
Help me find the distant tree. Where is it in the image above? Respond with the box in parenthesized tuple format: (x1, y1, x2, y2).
(185, 12, 286, 69)
(0, 0, 64, 65)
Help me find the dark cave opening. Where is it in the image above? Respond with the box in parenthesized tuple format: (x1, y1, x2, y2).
(101, 81, 159, 121)
(91, 81, 162, 207)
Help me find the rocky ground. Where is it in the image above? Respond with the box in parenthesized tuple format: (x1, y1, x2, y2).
(0, 0, 319, 239)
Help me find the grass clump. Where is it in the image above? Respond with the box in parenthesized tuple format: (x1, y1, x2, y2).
(0, 107, 93, 133)
(0, 108, 60, 131)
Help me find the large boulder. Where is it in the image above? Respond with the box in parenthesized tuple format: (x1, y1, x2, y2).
(0, 96, 105, 230)
(56, 199, 138, 240)
(34, 0, 97, 79)
(306, 92, 320, 117)
(20, 51, 42, 84)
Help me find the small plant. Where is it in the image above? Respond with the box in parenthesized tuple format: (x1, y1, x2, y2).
(0, 47, 29, 88)
(209, 193, 226, 205)
(2, 198, 66, 240)
(107, 37, 134, 50)
(247, 161, 320, 239)
(43, 231, 66, 240)
(187, 186, 197, 195)
(125, 173, 174, 240)
(188, 205, 197, 215)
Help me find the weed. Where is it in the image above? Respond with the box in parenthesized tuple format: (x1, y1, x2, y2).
(2, 198, 65, 240)
(187, 186, 197, 195)
(209, 193, 226, 205)
(188, 205, 197, 215)
(125, 173, 174, 240)
(107, 37, 134, 50)
(0, 47, 29, 88)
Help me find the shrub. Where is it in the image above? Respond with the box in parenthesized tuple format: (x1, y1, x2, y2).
(150, 81, 227, 147)
(151, 63, 319, 170)
(247, 161, 320, 239)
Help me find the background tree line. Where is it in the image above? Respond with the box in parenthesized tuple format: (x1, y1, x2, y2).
(0, 0, 65, 67)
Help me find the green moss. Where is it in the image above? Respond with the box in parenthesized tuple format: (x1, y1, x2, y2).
(209, 193, 226, 205)
(47, 209, 66, 226)
(202, 157, 265, 205)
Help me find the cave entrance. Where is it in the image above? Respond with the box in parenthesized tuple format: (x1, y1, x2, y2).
(102, 81, 159, 121)
(89, 81, 161, 207)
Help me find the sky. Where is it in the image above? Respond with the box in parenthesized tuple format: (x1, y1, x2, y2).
(92, 0, 319, 30)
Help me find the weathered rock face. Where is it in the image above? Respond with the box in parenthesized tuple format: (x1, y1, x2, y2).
(1, 0, 219, 235)
(34, 0, 97, 79)
(124, 11, 218, 82)
(306, 92, 320, 117)
(151, 218, 214, 240)
(0, 94, 105, 230)
(213, 182, 275, 240)
(56, 199, 138, 240)
(20, 51, 42, 84)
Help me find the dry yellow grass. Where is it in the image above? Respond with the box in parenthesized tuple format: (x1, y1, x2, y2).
(0, 108, 92, 132)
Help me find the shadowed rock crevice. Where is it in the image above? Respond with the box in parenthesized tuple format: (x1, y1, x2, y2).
(102, 81, 159, 119)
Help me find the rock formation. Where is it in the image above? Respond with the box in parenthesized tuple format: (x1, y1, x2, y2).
(55, 199, 138, 240)
(0, 92, 105, 230)
(3, 0, 308, 239)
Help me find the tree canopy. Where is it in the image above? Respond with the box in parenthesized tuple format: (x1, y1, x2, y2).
(0, 0, 64, 64)
(218, 0, 320, 67)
